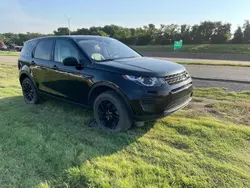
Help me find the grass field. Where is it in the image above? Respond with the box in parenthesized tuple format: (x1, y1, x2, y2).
(132, 44, 250, 54)
(0, 51, 20, 56)
(1, 62, 250, 187)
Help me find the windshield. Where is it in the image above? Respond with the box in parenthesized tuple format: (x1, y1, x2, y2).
(77, 38, 141, 61)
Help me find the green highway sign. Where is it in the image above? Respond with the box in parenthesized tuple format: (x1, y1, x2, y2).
(174, 40, 183, 50)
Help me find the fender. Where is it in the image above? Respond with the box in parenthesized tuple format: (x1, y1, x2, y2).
(19, 65, 38, 88)
(88, 81, 133, 114)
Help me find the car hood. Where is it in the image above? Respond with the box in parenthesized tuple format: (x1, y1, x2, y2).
(94, 57, 185, 77)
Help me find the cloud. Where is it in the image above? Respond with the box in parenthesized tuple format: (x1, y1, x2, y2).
(0, 0, 57, 33)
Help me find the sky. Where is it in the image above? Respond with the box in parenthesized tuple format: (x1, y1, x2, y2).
(1, 0, 250, 33)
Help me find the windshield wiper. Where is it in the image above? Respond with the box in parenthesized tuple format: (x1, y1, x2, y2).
(97, 56, 138, 62)
(123, 56, 138, 59)
(97, 58, 115, 62)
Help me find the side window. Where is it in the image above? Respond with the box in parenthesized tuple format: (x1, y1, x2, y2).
(20, 40, 38, 57)
(54, 39, 79, 63)
(34, 39, 54, 60)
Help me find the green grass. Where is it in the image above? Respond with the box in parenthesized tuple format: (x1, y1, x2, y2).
(132, 44, 250, 54)
(0, 51, 20, 56)
(1, 62, 250, 187)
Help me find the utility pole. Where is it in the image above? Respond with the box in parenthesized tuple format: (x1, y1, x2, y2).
(65, 15, 72, 35)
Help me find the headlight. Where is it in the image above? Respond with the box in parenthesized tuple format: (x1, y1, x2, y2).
(122, 75, 163, 87)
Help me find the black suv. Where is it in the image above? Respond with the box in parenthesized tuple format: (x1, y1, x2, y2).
(18, 36, 193, 132)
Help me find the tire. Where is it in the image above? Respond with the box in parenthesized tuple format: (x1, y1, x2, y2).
(21, 77, 40, 104)
(93, 90, 132, 133)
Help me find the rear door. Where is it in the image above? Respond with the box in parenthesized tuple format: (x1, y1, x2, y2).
(18, 39, 38, 70)
(31, 38, 58, 94)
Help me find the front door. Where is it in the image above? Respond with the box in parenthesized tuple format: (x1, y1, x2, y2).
(47, 39, 92, 105)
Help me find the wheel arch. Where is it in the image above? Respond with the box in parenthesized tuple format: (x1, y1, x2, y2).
(19, 71, 37, 89)
(88, 82, 133, 115)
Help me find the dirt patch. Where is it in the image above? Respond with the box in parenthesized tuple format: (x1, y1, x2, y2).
(187, 99, 250, 126)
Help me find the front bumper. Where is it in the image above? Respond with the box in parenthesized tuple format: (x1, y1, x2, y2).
(128, 78, 193, 121)
(133, 93, 192, 121)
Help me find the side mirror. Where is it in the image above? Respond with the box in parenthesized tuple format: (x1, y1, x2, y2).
(62, 57, 79, 66)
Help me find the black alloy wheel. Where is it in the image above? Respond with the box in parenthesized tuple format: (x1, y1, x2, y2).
(93, 91, 132, 133)
(21, 78, 40, 104)
(98, 100, 119, 129)
(23, 81, 34, 102)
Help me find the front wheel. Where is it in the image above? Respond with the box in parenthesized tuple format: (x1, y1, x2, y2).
(93, 91, 132, 133)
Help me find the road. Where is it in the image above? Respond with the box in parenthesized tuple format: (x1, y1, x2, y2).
(0, 56, 18, 63)
(184, 65, 250, 83)
(192, 79, 250, 91)
(1, 55, 250, 90)
(157, 57, 250, 83)
(142, 52, 250, 62)
(158, 57, 250, 64)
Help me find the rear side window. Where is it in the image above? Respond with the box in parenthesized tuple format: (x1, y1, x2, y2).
(34, 39, 54, 60)
(20, 40, 38, 57)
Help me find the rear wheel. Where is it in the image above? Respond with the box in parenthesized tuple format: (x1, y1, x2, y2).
(21, 77, 40, 104)
(93, 91, 132, 133)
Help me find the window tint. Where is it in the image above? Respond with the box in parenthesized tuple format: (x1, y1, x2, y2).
(20, 40, 38, 57)
(34, 39, 54, 60)
(54, 39, 79, 63)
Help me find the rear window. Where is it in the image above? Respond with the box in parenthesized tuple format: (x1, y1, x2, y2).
(20, 40, 38, 57)
(34, 39, 54, 60)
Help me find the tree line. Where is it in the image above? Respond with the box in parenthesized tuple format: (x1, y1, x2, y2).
(1, 20, 250, 46)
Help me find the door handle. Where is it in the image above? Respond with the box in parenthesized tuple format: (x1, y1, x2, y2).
(50, 65, 59, 70)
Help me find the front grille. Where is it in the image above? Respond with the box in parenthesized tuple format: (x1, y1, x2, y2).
(165, 94, 191, 111)
(164, 71, 190, 85)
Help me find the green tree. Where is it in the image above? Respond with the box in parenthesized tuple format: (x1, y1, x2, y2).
(71, 28, 90, 35)
(0, 34, 9, 45)
(102, 25, 121, 38)
(190, 25, 202, 44)
(135, 25, 154, 45)
(2, 33, 19, 45)
(181, 24, 192, 43)
(211, 22, 231, 44)
(232, 26, 243, 44)
(88, 26, 100, 35)
(199, 21, 216, 43)
(54, 27, 69, 35)
(243, 20, 250, 43)
(17, 33, 44, 45)
(3, 20, 250, 46)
